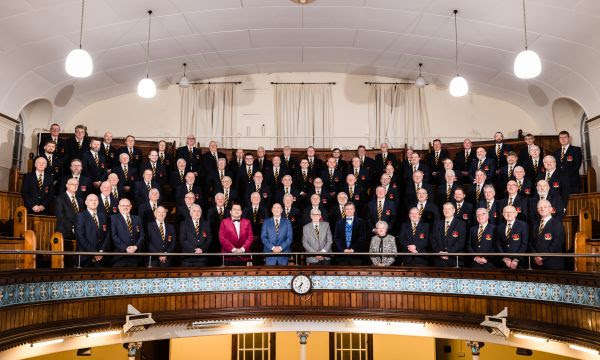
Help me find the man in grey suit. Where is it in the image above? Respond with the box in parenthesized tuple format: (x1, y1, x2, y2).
(302, 208, 333, 265)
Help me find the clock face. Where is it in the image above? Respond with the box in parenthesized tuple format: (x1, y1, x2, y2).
(291, 275, 312, 295)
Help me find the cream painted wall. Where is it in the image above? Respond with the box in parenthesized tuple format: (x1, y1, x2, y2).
(0, 113, 17, 190)
(588, 118, 600, 191)
(27, 343, 128, 360)
(59, 72, 548, 150)
(436, 338, 576, 360)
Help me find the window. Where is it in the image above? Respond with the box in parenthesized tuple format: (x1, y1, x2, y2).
(329, 333, 373, 360)
(232, 333, 275, 360)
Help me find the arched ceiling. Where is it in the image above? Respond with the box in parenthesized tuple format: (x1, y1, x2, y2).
(1, 0, 599, 124)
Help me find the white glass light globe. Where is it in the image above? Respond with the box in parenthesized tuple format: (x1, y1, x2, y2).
(415, 75, 426, 88)
(449, 75, 469, 97)
(65, 48, 93, 78)
(137, 77, 157, 99)
(513, 49, 542, 79)
(179, 75, 190, 88)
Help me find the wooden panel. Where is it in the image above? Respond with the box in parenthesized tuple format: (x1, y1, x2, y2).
(566, 192, 600, 219)
(0, 192, 22, 223)
(0, 237, 24, 270)
(27, 215, 56, 251)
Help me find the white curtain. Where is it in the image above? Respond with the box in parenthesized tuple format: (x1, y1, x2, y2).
(179, 84, 237, 148)
(367, 84, 431, 150)
(274, 84, 334, 148)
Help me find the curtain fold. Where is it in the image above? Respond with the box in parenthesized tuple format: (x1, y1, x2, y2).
(274, 84, 333, 148)
(179, 84, 237, 148)
(367, 84, 430, 150)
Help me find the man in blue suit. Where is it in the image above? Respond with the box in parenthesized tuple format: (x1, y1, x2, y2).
(111, 198, 144, 267)
(147, 206, 176, 267)
(261, 203, 293, 266)
(75, 194, 110, 267)
(531, 199, 565, 270)
(496, 205, 528, 269)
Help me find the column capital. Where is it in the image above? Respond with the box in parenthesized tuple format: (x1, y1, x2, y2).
(297, 331, 310, 345)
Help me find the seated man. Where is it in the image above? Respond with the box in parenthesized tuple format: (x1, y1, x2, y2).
(261, 203, 293, 266)
(179, 204, 211, 267)
(496, 205, 528, 270)
(399, 207, 430, 267)
(432, 203, 466, 267)
(302, 208, 332, 265)
(22, 156, 53, 214)
(75, 194, 109, 267)
(333, 202, 367, 265)
(531, 199, 565, 270)
(55, 177, 84, 241)
(111, 199, 144, 267)
(467, 208, 496, 269)
(147, 206, 176, 267)
(219, 203, 254, 266)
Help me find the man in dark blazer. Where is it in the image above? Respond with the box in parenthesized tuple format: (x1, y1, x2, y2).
(491, 131, 512, 170)
(333, 203, 367, 265)
(467, 208, 496, 269)
(81, 139, 108, 190)
(245, 172, 271, 208)
(75, 194, 110, 267)
(513, 166, 534, 198)
(496, 205, 528, 269)
(426, 139, 450, 185)
(111, 153, 138, 195)
(273, 175, 301, 206)
(147, 206, 176, 267)
(404, 152, 431, 184)
(281, 146, 299, 174)
(454, 138, 476, 184)
(498, 180, 529, 223)
(133, 169, 160, 207)
(555, 130, 583, 194)
(331, 148, 348, 174)
(367, 186, 398, 233)
(175, 135, 202, 174)
(175, 172, 203, 207)
(60, 158, 92, 199)
(22, 156, 53, 214)
(452, 187, 474, 227)
(265, 156, 287, 191)
(437, 170, 460, 209)
(340, 174, 366, 215)
(254, 146, 272, 172)
(111, 199, 144, 267)
(137, 188, 160, 231)
(179, 204, 212, 267)
(374, 143, 397, 179)
(176, 192, 197, 225)
(237, 154, 258, 198)
(518, 133, 544, 166)
(142, 150, 167, 187)
(65, 124, 89, 164)
(208, 158, 234, 196)
(202, 140, 226, 173)
(531, 199, 565, 270)
(40, 140, 62, 187)
(477, 185, 501, 225)
(538, 155, 570, 202)
(495, 151, 519, 195)
(157, 140, 173, 174)
(243, 192, 269, 259)
(528, 180, 564, 224)
(101, 131, 118, 168)
(347, 157, 370, 189)
(523, 145, 544, 184)
(321, 157, 343, 197)
(356, 145, 376, 175)
(37, 123, 66, 158)
(306, 146, 325, 174)
(206, 193, 231, 261)
(431, 203, 467, 267)
(228, 149, 245, 184)
(399, 207, 430, 266)
(55, 177, 84, 240)
(404, 170, 432, 210)
(118, 135, 143, 172)
(411, 188, 440, 230)
(469, 147, 496, 183)
(301, 194, 330, 228)
(99, 181, 119, 222)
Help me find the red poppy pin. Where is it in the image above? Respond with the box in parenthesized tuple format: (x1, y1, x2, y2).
(551, 207, 556, 214)
(385, 209, 391, 215)
(553, 182, 559, 188)
(452, 231, 459, 238)
(45, 186, 49, 193)
(512, 233, 520, 240)
(263, 192, 268, 198)
(392, 183, 397, 188)
(102, 224, 107, 231)
(112, 207, 117, 213)
(503, 151, 508, 156)
(544, 233, 552, 240)
(567, 155, 573, 161)
(361, 175, 366, 180)
(516, 207, 521, 213)
(493, 212, 497, 218)
(100, 163, 104, 169)
(135, 155, 140, 160)
(334, 177, 339, 182)
(524, 188, 531, 194)
(81, 185, 87, 191)
(484, 166, 489, 171)
(462, 213, 468, 220)
(322, 198, 328, 204)
(195, 194, 199, 199)
(419, 233, 425, 239)
(354, 195, 360, 200)
(202, 231, 207, 238)
(130, 176, 134, 181)
(290, 216, 295, 222)
(485, 234, 492, 240)
(167, 235, 172, 242)
(388, 193, 395, 200)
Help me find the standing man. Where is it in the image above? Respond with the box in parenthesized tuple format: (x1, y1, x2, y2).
(147, 206, 176, 267)
(38, 123, 66, 158)
(302, 208, 333, 265)
(55, 178, 83, 241)
(219, 203, 254, 266)
(82, 138, 107, 190)
(176, 135, 202, 174)
(65, 124, 89, 164)
(431, 203, 466, 267)
(22, 156, 53, 214)
(179, 204, 211, 267)
(119, 135, 143, 172)
(333, 203, 367, 265)
(496, 205, 528, 270)
(399, 207, 430, 267)
(111, 199, 144, 267)
(531, 199, 565, 270)
(202, 140, 225, 173)
(554, 130, 582, 194)
(467, 208, 496, 269)
(75, 194, 110, 267)
(261, 203, 293, 266)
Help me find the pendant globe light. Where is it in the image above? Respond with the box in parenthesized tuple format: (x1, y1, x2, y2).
(449, 10, 468, 97)
(513, 0, 541, 79)
(65, 0, 93, 78)
(178, 63, 190, 88)
(415, 63, 426, 88)
(137, 10, 157, 99)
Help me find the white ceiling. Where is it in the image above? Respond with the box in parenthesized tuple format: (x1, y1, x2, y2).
(1, 0, 600, 123)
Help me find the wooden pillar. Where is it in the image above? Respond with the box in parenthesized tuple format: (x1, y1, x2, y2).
(50, 232, 64, 269)
(574, 232, 589, 272)
(13, 206, 26, 238)
(22, 230, 36, 269)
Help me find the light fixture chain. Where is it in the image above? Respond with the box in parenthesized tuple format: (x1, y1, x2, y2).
(522, 0, 528, 49)
(454, 10, 459, 73)
(145, 11, 152, 77)
(79, 0, 86, 48)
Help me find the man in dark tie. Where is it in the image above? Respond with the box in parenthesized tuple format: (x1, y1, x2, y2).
(134, 169, 159, 206)
(111, 153, 137, 195)
(169, 158, 188, 194)
(281, 145, 298, 173)
(261, 203, 293, 266)
(554, 130, 583, 194)
(179, 204, 211, 267)
(175, 172, 203, 207)
(254, 146, 272, 171)
(99, 181, 119, 222)
(202, 140, 225, 172)
(454, 138, 475, 184)
(38, 123, 66, 158)
(142, 150, 167, 187)
(40, 140, 62, 187)
(75, 194, 110, 267)
(137, 188, 161, 231)
(491, 131, 512, 170)
(176, 134, 202, 174)
(467, 208, 496, 269)
(55, 177, 84, 241)
(427, 139, 449, 185)
(111, 199, 144, 267)
(22, 156, 53, 214)
(431, 203, 466, 267)
(101, 131, 118, 167)
(333, 202, 367, 265)
(65, 124, 89, 165)
(531, 199, 565, 270)
(147, 206, 176, 267)
(118, 135, 142, 172)
(469, 147, 496, 183)
(399, 207, 430, 266)
(496, 205, 528, 270)
(81, 138, 107, 191)
(538, 155, 570, 202)
(60, 159, 92, 199)
(302, 208, 333, 265)
(367, 186, 397, 233)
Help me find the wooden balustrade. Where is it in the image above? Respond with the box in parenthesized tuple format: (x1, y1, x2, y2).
(574, 209, 599, 272)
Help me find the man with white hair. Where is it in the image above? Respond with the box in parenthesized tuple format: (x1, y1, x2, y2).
(454, 138, 475, 184)
(477, 185, 500, 225)
(176, 134, 201, 174)
(496, 205, 528, 270)
(146, 206, 176, 267)
(202, 140, 225, 172)
(142, 150, 166, 187)
(101, 131, 117, 164)
(367, 186, 397, 232)
(531, 199, 565, 270)
(437, 169, 458, 208)
(169, 158, 188, 192)
(467, 208, 496, 269)
(137, 188, 161, 231)
(302, 208, 333, 265)
(537, 155, 569, 201)
(254, 146, 272, 171)
(111, 198, 144, 267)
(118, 134, 141, 171)
(528, 180, 564, 223)
(180, 204, 211, 267)
(55, 177, 83, 240)
(111, 152, 137, 193)
(76, 194, 110, 267)
(134, 169, 160, 206)
(399, 207, 430, 267)
(469, 147, 495, 183)
(523, 144, 543, 182)
(432, 202, 466, 267)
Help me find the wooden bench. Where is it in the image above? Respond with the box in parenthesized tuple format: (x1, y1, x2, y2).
(574, 208, 599, 272)
(0, 230, 36, 270)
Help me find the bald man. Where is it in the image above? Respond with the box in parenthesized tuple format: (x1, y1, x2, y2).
(111, 199, 144, 267)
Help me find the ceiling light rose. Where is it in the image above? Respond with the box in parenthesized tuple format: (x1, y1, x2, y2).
(514, 0, 541, 79)
(449, 9, 468, 97)
(290, 0, 316, 4)
(179, 63, 190, 88)
(137, 10, 156, 99)
(65, 0, 93, 78)
(415, 62, 426, 88)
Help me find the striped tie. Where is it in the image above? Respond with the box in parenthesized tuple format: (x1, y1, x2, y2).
(93, 152, 99, 166)
(126, 215, 133, 234)
(70, 196, 79, 213)
(505, 223, 512, 238)
(377, 201, 383, 220)
(123, 166, 128, 179)
(194, 221, 200, 236)
(560, 147, 565, 161)
(274, 219, 280, 234)
(159, 222, 165, 240)
(92, 212, 99, 229)
(444, 221, 450, 236)
(104, 197, 110, 211)
(37, 173, 43, 189)
(411, 222, 416, 236)
(477, 225, 484, 242)
(314, 224, 319, 239)
(538, 221, 545, 235)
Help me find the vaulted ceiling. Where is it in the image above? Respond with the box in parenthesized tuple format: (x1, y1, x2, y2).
(1, 0, 599, 123)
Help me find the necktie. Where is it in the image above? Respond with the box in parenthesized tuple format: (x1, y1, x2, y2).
(253, 207, 258, 222)
(561, 146, 566, 161)
(71, 195, 79, 212)
(247, 166, 252, 179)
(517, 180, 522, 190)
(78, 140, 82, 150)
(446, 184, 451, 200)
(159, 222, 165, 240)
(418, 203, 423, 215)
(187, 184, 192, 193)
(259, 158, 263, 168)
(146, 182, 151, 191)
(477, 225, 484, 242)
(505, 223, 512, 237)
(92, 212, 99, 229)
(349, 186, 354, 198)
(465, 150, 470, 163)
(545, 171, 551, 182)
(48, 155, 52, 167)
(444, 221, 450, 236)
(274, 168, 279, 180)
(309, 158, 313, 169)
(219, 170, 224, 180)
(194, 220, 200, 235)
(538, 221, 545, 235)
(383, 153, 387, 162)
(285, 187, 290, 195)
(329, 169, 334, 179)
(487, 201, 492, 211)
(129, 148, 133, 156)
(496, 144, 501, 157)
(151, 163, 156, 176)
(37, 173, 43, 189)
(302, 170, 307, 181)
(533, 159, 538, 172)
(314, 224, 320, 238)
(354, 168, 358, 177)
(508, 165, 513, 177)
(159, 153, 164, 162)
(412, 165, 416, 173)
(126, 215, 133, 234)
(218, 207, 224, 218)
(340, 207, 345, 219)
(104, 196, 110, 210)
(180, 171, 184, 182)
(151, 203, 156, 211)
(274, 219, 280, 234)
(123, 166, 128, 178)
(113, 187, 118, 199)
(93, 152, 99, 166)
(224, 190, 229, 206)
(213, 153, 218, 162)
(508, 197, 513, 206)
(476, 185, 481, 200)
(377, 201, 383, 220)
(415, 183, 420, 192)
(411, 222, 416, 235)
(478, 160, 482, 170)
(434, 151, 439, 164)
(456, 203, 462, 212)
